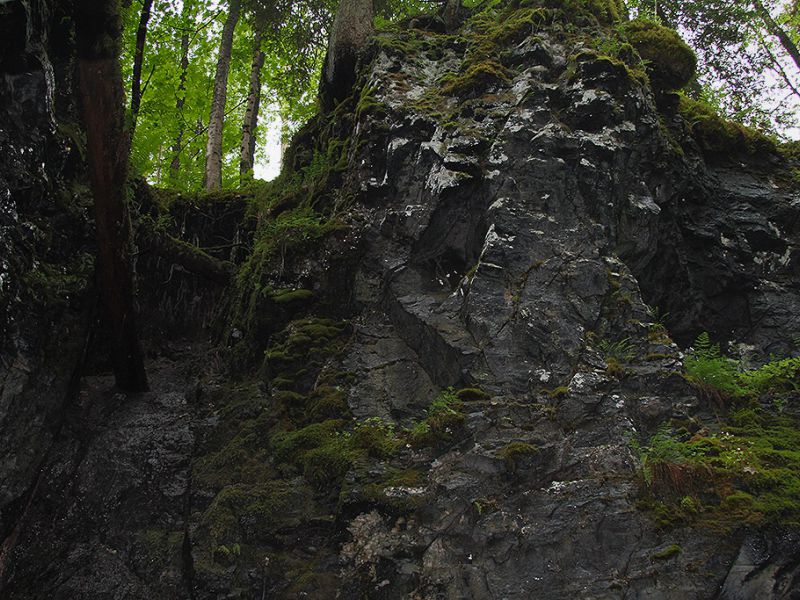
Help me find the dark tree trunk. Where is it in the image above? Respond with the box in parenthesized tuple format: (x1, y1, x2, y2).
(169, 26, 190, 182)
(75, 0, 148, 392)
(240, 29, 264, 182)
(443, 0, 462, 32)
(204, 0, 241, 191)
(130, 0, 154, 136)
(137, 221, 234, 286)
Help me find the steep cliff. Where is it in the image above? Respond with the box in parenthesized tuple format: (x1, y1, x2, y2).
(2, 1, 800, 599)
(0, 0, 94, 550)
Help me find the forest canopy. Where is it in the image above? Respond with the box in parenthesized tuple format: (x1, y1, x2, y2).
(120, 0, 800, 191)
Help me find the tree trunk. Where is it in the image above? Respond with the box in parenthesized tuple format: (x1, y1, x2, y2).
(204, 0, 241, 191)
(75, 0, 148, 392)
(130, 0, 154, 136)
(752, 0, 800, 73)
(137, 220, 235, 286)
(443, 0, 462, 32)
(322, 0, 374, 110)
(240, 29, 264, 182)
(169, 26, 190, 182)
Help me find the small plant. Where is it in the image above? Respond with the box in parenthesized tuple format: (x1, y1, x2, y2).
(684, 333, 800, 403)
(598, 337, 636, 362)
(598, 337, 635, 378)
(216, 543, 241, 560)
(545, 386, 570, 399)
(684, 333, 740, 404)
(351, 417, 399, 459)
(406, 388, 466, 448)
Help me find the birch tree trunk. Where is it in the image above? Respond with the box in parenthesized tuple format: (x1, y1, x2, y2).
(204, 0, 241, 191)
(75, 0, 148, 392)
(240, 29, 264, 182)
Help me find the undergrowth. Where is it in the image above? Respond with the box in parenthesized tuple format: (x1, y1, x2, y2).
(684, 332, 800, 404)
(636, 333, 800, 529)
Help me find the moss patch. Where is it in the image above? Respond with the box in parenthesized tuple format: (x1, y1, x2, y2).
(498, 441, 538, 471)
(441, 59, 511, 96)
(201, 481, 294, 546)
(623, 19, 696, 91)
(406, 388, 467, 448)
(679, 96, 776, 157)
(636, 409, 800, 528)
(652, 544, 681, 560)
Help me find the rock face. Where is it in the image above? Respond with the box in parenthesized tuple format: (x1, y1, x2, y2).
(0, 0, 94, 542)
(2, 2, 800, 599)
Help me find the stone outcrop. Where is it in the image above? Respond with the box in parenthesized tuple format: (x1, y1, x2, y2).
(0, 0, 94, 545)
(2, 2, 800, 599)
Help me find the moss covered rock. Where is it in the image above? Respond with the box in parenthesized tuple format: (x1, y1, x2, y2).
(679, 95, 776, 156)
(623, 19, 696, 91)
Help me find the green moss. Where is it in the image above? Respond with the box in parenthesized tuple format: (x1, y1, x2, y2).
(652, 544, 681, 560)
(201, 482, 292, 545)
(194, 431, 273, 489)
(192, 383, 276, 489)
(498, 442, 538, 471)
(679, 96, 776, 156)
(356, 83, 388, 119)
(269, 288, 314, 304)
(546, 386, 569, 399)
(358, 468, 427, 512)
(456, 387, 491, 401)
(519, 0, 623, 26)
(623, 19, 696, 91)
(307, 385, 350, 421)
(350, 417, 399, 458)
(137, 529, 184, 564)
(637, 408, 800, 528)
(467, 5, 548, 53)
(440, 59, 511, 95)
(22, 253, 94, 308)
(303, 436, 357, 490)
(263, 318, 348, 389)
(271, 419, 346, 465)
(406, 389, 467, 448)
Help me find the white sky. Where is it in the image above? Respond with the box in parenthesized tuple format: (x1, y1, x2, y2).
(253, 103, 283, 181)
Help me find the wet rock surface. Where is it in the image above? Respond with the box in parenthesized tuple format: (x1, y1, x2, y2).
(2, 3, 800, 599)
(0, 0, 94, 540)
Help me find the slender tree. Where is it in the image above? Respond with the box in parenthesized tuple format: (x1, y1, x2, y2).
(169, 13, 191, 182)
(75, 0, 148, 392)
(752, 0, 800, 72)
(204, 0, 242, 191)
(130, 0, 154, 135)
(240, 28, 265, 181)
